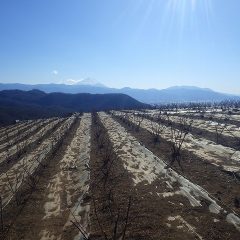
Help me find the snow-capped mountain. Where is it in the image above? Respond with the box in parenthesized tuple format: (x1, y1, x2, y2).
(64, 78, 106, 87)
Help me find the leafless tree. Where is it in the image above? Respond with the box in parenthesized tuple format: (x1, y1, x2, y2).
(21, 159, 38, 191)
(150, 112, 165, 143)
(118, 112, 133, 129)
(132, 111, 144, 132)
(92, 195, 132, 240)
(89, 112, 133, 240)
(95, 123, 103, 140)
(5, 171, 24, 206)
(166, 115, 193, 170)
(208, 115, 228, 144)
(101, 145, 118, 188)
(214, 123, 227, 144)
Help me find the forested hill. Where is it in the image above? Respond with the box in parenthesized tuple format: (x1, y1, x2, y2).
(0, 90, 148, 125)
(0, 83, 238, 103)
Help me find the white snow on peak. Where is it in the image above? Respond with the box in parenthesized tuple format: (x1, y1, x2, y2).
(64, 78, 106, 87)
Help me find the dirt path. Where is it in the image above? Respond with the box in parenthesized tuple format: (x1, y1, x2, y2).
(153, 112, 240, 150)
(164, 113, 240, 139)
(89, 113, 136, 239)
(0, 121, 34, 140)
(114, 113, 240, 213)
(0, 116, 75, 208)
(0, 118, 64, 166)
(39, 113, 91, 240)
(0, 118, 56, 152)
(127, 109, 240, 149)
(0, 118, 66, 176)
(3, 114, 91, 240)
(166, 110, 240, 127)
(116, 111, 240, 175)
(99, 112, 240, 239)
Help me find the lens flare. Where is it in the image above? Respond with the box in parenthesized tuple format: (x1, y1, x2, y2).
(115, 0, 213, 43)
(158, 0, 213, 44)
(166, 0, 213, 26)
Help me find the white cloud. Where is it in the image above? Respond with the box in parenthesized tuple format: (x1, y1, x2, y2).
(52, 70, 58, 75)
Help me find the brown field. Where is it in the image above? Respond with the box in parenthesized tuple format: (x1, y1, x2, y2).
(0, 109, 240, 240)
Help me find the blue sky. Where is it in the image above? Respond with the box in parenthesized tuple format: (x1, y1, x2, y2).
(0, 0, 240, 93)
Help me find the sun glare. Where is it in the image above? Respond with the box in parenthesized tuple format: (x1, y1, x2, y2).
(163, 0, 213, 37)
(166, 0, 213, 19)
(123, 0, 214, 38)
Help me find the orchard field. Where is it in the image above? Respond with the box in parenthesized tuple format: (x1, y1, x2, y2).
(0, 107, 240, 240)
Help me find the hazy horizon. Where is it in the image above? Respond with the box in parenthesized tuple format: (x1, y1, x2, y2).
(1, 0, 240, 94)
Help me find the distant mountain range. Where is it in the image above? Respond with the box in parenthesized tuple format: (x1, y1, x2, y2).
(0, 83, 238, 104)
(0, 89, 147, 125)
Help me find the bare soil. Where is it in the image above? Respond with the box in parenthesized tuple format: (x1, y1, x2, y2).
(147, 114, 240, 150)
(113, 115, 240, 217)
(0, 118, 66, 175)
(1, 113, 240, 240)
(172, 112, 240, 129)
(0, 118, 79, 240)
(92, 113, 240, 239)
